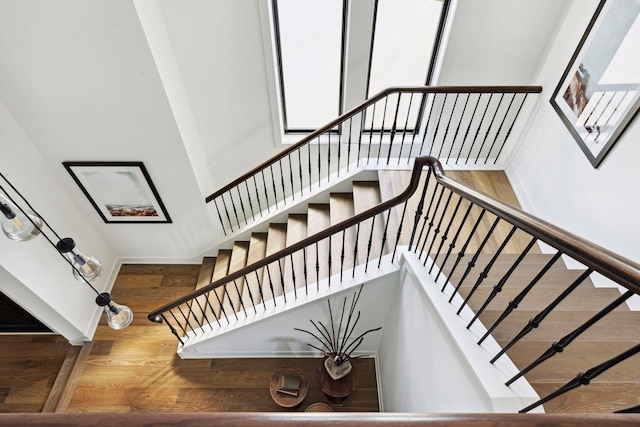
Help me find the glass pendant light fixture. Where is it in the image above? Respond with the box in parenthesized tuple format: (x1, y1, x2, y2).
(55, 237, 103, 282)
(0, 172, 132, 330)
(96, 293, 133, 330)
(0, 195, 43, 242)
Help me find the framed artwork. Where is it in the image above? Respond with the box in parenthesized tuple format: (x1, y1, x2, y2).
(63, 161, 172, 223)
(550, 0, 640, 168)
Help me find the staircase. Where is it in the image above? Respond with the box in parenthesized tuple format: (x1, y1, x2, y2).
(193, 177, 391, 323)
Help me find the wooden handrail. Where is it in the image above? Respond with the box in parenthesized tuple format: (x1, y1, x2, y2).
(150, 156, 434, 320)
(151, 155, 640, 321)
(205, 85, 542, 203)
(1, 412, 639, 426)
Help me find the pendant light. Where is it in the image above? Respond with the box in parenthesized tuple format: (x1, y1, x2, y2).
(0, 172, 132, 330)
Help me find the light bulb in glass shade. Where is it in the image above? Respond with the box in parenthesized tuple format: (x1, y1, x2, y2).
(0, 201, 42, 242)
(55, 237, 103, 282)
(96, 293, 133, 330)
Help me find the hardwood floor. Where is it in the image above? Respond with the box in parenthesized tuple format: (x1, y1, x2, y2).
(63, 264, 379, 413)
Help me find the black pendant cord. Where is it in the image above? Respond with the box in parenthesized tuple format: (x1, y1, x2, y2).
(0, 174, 101, 297)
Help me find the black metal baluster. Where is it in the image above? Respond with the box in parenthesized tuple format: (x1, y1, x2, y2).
(278, 159, 286, 206)
(485, 93, 516, 164)
(229, 190, 241, 230)
(437, 201, 474, 285)
(448, 215, 499, 303)
(442, 209, 486, 294)
(242, 274, 257, 314)
(337, 125, 342, 177)
(308, 142, 312, 191)
(507, 290, 633, 389)
(365, 216, 375, 272)
(466, 236, 538, 328)
(203, 292, 221, 327)
(277, 259, 286, 303)
(244, 182, 255, 223)
(447, 93, 470, 164)
(328, 235, 332, 287)
(398, 93, 414, 164)
(302, 247, 308, 295)
(353, 223, 360, 278)
(168, 311, 188, 342)
(392, 201, 409, 262)
(265, 264, 276, 306)
(475, 93, 505, 164)
(408, 169, 432, 251)
(495, 269, 593, 367)
(377, 97, 389, 164)
(346, 117, 353, 172)
(477, 251, 562, 345)
(493, 93, 528, 164)
(520, 342, 640, 413)
(357, 112, 365, 167)
(220, 195, 234, 233)
(366, 103, 376, 165)
(222, 287, 239, 321)
(436, 93, 459, 160)
(456, 223, 515, 314)
(235, 187, 248, 227)
(193, 297, 213, 331)
(177, 305, 197, 336)
(466, 93, 493, 164)
(419, 93, 438, 156)
(340, 229, 346, 282)
(252, 176, 263, 218)
(424, 190, 454, 267)
(288, 153, 295, 201)
(298, 148, 303, 197)
(289, 253, 297, 299)
(430, 195, 463, 272)
(315, 241, 320, 292)
(428, 94, 448, 157)
(163, 313, 185, 346)
(254, 270, 266, 310)
(418, 186, 447, 262)
(269, 164, 278, 209)
(456, 93, 481, 164)
(406, 94, 420, 164)
(261, 170, 270, 213)
(327, 133, 331, 184)
(232, 279, 247, 316)
(386, 93, 402, 165)
(212, 285, 230, 324)
(213, 198, 227, 236)
(378, 210, 391, 268)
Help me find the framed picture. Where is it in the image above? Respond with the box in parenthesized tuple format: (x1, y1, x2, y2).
(550, 0, 640, 168)
(63, 161, 172, 223)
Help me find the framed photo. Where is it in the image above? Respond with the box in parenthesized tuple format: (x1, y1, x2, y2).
(63, 161, 172, 223)
(550, 0, 640, 168)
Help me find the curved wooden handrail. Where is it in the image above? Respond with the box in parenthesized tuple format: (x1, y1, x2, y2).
(205, 85, 542, 203)
(1, 412, 639, 426)
(151, 155, 640, 322)
(151, 155, 435, 320)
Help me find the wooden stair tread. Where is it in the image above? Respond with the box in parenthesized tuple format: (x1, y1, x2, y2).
(196, 256, 216, 290)
(330, 193, 356, 275)
(221, 242, 249, 314)
(264, 223, 287, 298)
(284, 214, 308, 294)
(352, 181, 388, 264)
(307, 204, 331, 283)
(209, 250, 232, 318)
(242, 233, 268, 308)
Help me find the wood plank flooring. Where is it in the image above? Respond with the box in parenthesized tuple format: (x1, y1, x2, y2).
(63, 264, 378, 413)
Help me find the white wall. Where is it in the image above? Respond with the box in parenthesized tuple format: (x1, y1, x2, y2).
(0, 99, 118, 344)
(508, 0, 640, 266)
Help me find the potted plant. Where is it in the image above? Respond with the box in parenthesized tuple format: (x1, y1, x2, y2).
(295, 285, 381, 380)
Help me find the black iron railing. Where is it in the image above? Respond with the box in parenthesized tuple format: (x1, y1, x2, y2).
(207, 86, 541, 235)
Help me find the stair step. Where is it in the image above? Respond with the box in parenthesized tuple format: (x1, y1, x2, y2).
(210, 250, 232, 318)
(352, 181, 387, 264)
(242, 233, 268, 309)
(284, 214, 308, 294)
(330, 192, 356, 275)
(221, 242, 250, 315)
(307, 204, 331, 284)
(264, 223, 287, 299)
(196, 256, 216, 290)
